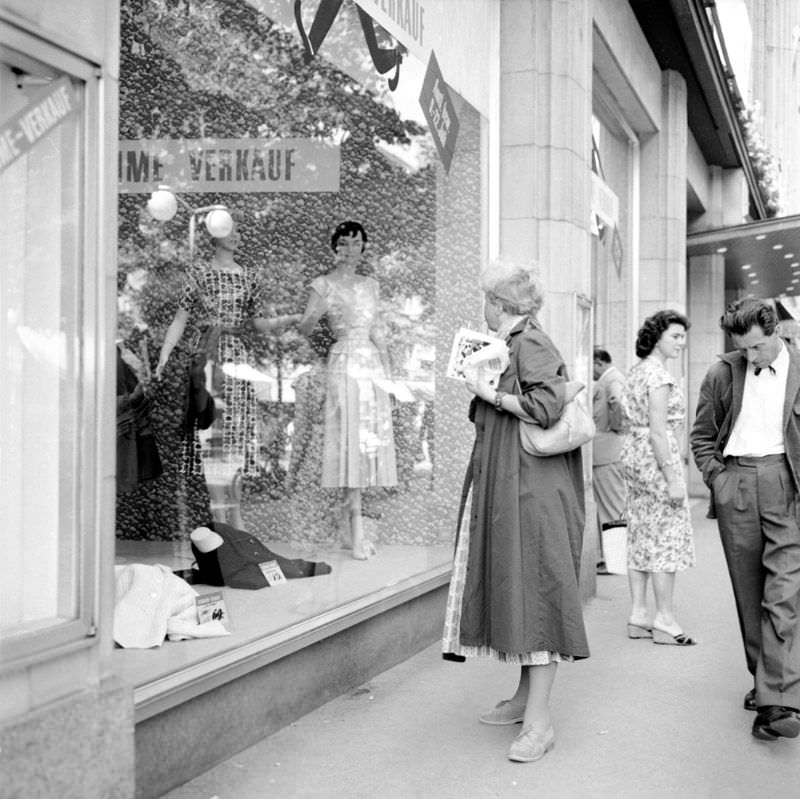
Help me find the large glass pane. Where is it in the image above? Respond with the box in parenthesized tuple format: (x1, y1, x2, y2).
(0, 48, 83, 637)
(114, 0, 484, 681)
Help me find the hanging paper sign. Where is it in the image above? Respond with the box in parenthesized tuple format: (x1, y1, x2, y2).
(591, 171, 619, 229)
(419, 51, 459, 172)
(0, 76, 79, 176)
(118, 138, 341, 193)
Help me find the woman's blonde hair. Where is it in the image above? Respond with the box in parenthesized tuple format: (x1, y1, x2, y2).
(480, 258, 544, 316)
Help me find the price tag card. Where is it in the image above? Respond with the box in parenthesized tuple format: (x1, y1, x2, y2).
(259, 560, 287, 586)
(196, 590, 228, 626)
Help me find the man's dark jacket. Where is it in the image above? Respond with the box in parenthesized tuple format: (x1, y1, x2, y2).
(690, 347, 800, 517)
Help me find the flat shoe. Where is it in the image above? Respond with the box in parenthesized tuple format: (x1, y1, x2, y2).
(752, 706, 800, 740)
(627, 623, 653, 639)
(744, 689, 757, 712)
(479, 699, 524, 726)
(508, 725, 555, 762)
(652, 627, 697, 646)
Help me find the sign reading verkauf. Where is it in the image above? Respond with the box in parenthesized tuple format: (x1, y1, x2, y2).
(118, 138, 340, 193)
(0, 76, 79, 176)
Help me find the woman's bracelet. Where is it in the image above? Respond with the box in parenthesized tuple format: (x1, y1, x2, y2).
(494, 390, 507, 412)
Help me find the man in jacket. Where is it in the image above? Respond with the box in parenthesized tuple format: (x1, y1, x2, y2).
(691, 298, 800, 741)
(592, 348, 627, 574)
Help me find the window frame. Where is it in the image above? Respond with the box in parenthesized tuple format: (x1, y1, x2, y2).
(0, 18, 102, 670)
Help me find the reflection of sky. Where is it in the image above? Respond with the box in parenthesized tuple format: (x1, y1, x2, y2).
(247, 0, 428, 125)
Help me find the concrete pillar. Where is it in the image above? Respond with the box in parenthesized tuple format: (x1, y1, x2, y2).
(499, 0, 593, 366)
(687, 253, 726, 497)
(499, 0, 596, 597)
(639, 70, 688, 321)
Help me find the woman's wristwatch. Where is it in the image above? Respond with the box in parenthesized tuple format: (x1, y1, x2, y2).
(494, 390, 507, 411)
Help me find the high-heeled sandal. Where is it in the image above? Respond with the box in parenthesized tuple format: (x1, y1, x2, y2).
(652, 627, 697, 646)
(627, 623, 653, 639)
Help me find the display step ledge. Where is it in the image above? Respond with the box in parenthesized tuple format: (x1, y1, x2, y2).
(133, 562, 452, 724)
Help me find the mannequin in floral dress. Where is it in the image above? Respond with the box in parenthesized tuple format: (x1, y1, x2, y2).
(156, 220, 298, 528)
(298, 220, 397, 559)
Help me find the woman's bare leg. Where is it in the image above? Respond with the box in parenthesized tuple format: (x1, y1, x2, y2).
(628, 568, 651, 626)
(348, 487, 375, 560)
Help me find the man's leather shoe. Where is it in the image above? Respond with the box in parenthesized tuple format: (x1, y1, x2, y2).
(752, 705, 800, 740)
(744, 689, 756, 712)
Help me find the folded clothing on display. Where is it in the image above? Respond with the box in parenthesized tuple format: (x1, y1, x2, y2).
(113, 563, 230, 648)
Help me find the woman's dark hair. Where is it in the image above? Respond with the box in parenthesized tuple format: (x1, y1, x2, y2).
(635, 309, 691, 358)
(330, 220, 367, 252)
(719, 298, 778, 337)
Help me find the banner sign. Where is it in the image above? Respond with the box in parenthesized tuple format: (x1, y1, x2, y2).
(353, 0, 428, 62)
(118, 138, 341, 193)
(419, 51, 459, 172)
(0, 76, 79, 176)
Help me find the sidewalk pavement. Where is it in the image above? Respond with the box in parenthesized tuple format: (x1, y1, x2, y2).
(162, 501, 800, 799)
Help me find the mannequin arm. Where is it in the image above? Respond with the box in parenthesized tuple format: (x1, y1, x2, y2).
(298, 288, 326, 338)
(253, 313, 302, 333)
(155, 307, 189, 378)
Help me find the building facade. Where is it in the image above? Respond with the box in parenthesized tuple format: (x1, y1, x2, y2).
(1, 2, 760, 796)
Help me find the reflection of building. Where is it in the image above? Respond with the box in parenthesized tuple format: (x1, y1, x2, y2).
(1, 1, 779, 796)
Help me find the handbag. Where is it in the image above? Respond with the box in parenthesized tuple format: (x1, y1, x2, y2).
(517, 380, 595, 456)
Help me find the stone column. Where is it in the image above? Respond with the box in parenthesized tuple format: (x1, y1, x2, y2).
(687, 253, 726, 497)
(499, 0, 596, 597)
(639, 69, 688, 321)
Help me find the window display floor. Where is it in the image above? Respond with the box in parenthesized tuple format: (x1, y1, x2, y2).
(113, 538, 451, 720)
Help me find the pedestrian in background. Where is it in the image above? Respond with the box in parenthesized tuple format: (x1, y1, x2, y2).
(592, 347, 627, 574)
(691, 298, 800, 741)
(442, 258, 589, 764)
(620, 310, 696, 645)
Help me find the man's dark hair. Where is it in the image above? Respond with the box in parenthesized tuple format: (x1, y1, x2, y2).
(635, 310, 691, 358)
(719, 298, 778, 337)
(594, 347, 612, 364)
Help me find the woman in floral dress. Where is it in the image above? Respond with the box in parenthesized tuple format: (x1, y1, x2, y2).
(621, 309, 696, 645)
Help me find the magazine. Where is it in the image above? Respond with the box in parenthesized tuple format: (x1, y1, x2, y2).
(446, 327, 508, 386)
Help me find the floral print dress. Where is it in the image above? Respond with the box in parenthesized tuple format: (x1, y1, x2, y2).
(620, 357, 695, 572)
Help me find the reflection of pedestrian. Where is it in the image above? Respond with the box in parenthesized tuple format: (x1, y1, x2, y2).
(692, 298, 800, 740)
(442, 258, 588, 764)
(621, 310, 695, 645)
(298, 221, 397, 560)
(592, 348, 627, 574)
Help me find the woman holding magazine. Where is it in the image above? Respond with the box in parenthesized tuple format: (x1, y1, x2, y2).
(442, 258, 589, 763)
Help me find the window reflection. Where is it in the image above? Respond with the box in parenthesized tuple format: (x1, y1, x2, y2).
(114, 0, 481, 665)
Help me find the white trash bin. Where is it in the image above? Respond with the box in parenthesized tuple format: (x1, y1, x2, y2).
(601, 522, 628, 575)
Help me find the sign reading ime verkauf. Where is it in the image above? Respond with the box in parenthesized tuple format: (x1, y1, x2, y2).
(118, 138, 340, 193)
(419, 51, 458, 173)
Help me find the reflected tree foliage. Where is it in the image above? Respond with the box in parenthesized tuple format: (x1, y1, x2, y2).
(116, 0, 441, 547)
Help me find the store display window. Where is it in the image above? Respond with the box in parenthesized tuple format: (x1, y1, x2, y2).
(114, 0, 485, 687)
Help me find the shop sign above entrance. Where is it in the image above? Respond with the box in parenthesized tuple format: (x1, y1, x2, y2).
(0, 76, 79, 176)
(419, 50, 459, 173)
(352, 0, 428, 62)
(118, 138, 341, 193)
